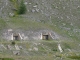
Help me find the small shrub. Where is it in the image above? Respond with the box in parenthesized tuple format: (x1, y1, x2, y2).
(11, 41, 15, 45)
(9, 0, 26, 15)
(17, 0, 26, 14)
(52, 49, 57, 51)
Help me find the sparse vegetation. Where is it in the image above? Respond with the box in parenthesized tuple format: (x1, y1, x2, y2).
(0, 40, 79, 60)
(9, 0, 18, 8)
(9, 0, 26, 15)
(0, 58, 14, 60)
(68, 56, 80, 59)
(0, 19, 7, 30)
(68, 55, 80, 59)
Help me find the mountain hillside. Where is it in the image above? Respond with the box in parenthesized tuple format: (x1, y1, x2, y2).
(0, 0, 80, 40)
(0, 0, 80, 60)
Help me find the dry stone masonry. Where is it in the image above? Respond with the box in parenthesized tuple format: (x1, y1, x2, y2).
(2, 29, 59, 40)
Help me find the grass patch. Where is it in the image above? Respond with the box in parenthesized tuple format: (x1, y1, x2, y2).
(68, 55, 80, 59)
(0, 18, 7, 30)
(7, 17, 51, 30)
(0, 58, 14, 60)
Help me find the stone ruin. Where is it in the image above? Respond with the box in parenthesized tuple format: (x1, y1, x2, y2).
(3, 29, 59, 40)
(41, 33, 54, 40)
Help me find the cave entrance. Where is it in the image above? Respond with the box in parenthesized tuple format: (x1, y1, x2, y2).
(43, 35, 49, 40)
(13, 33, 20, 40)
(13, 36, 19, 40)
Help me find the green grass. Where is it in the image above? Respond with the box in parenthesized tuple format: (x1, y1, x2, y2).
(6, 17, 49, 30)
(0, 19, 7, 30)
(68, 55, 80, 60)
(0, 58, 14, 60)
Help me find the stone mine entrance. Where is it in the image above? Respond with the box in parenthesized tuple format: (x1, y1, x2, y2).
(13, 33, 20, 40)
(42, 35, 49, 40)
(13, 36, 19, 40)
